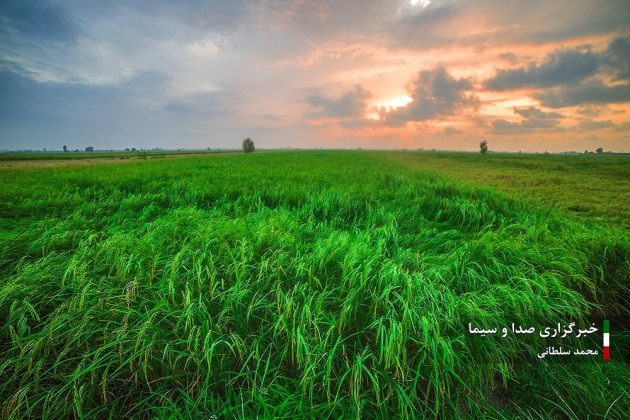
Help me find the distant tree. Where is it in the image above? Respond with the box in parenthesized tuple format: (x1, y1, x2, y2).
(131, 147, 136, 152)
(479, 140, 488, 154)
(584, 149, 588, 154)
(63, 145, 68, 152)
(85, 146, 94, 152)
(596, 147, 604, 154)
(125, 148, 130, 152)
(242, 138, 255, 153)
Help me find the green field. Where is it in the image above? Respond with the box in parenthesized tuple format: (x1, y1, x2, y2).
(0, 151, 628, 418)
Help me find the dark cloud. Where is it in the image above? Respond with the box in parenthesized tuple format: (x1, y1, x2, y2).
(391, 3, 456, 44)
(0, 68, 136, 148)
(387, 1, 630, 51)
(486, 47, 600, 90)
(0, 0, 81, 44)
(0, 68, 123, 122)
(492, 106, 564, 134)
(529, 0, 630, 43)
(398, 3, 456, 26)
(487, 36, 630, 108)
(602, 36, 630, 81)
(383, 66, 477, 125)
(306, 85, 370, 118)
(575, 106, 604, 117)
(387, 2, 473, 50)
(514, 107, 563, 120)
(0, 68, 214, 149)
(537, 81, 630, 108)
(578, 119, 616, 130)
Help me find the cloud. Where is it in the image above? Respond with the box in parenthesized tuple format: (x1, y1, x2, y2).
(612, 121, 630, 132)
(120, 70, 171, 90)
(307, 85, 371, 118)
(0, 0, 81, 44)
(382, 66, 478, 125)
(485, 47, 600, 90)
(442, 126, 463, 135)
(487, 36, 630, 109)
(575, 106, 604, 117)
(1, 0, 629, 151)
(187, 38, 219, 57)
(388, 1, 485, 50)
(537, 81, 630, 107)
(305, 85, 373, 129)
(602, 36, 630, 81)
(399, 1, 456, 26)
(387, 0, 630, 51)
(498, 52, 519, 65)
(528, 0, 630, 43)
(0, 67, 241, 149)
(0, 68, 157, 148)
(87, 0, 251, 34)
(492, 106, 564, 134)
(513, 107, 563, 120)
(578, 119, 616, 130)
(164, 88, 243, 117)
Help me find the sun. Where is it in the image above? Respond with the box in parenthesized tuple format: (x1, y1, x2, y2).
(380, 96, 413, 109)
(367, 95, 413, 119)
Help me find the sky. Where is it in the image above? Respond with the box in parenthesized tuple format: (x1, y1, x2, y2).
(1, 0, 629, 152)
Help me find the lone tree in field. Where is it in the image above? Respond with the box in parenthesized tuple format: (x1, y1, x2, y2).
(479, 140, 488, 154)
(596, 147, 604, 154)
(63, 145, 68, 152)
(242, 138, 255, 153)
(85, 146, 94, 152)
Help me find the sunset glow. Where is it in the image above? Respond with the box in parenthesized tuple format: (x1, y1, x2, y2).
(0, 0, 628, 152)
(378, 96, 414, 110)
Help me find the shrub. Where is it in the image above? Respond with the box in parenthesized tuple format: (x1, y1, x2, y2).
(242, 138, 255, 153)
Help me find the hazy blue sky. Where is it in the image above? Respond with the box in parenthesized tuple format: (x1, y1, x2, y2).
(1, 0, 629, 151)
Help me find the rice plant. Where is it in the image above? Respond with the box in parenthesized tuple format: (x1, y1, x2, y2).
(0, 151, 628, 418)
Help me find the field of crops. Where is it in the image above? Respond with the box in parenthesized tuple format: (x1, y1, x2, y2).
(0, 151, 628, 418)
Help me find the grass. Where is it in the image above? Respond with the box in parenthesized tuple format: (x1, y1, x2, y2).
(0, 151, 628, 418)
(383, 151, 630, 227)
(0, 149, 237, 161)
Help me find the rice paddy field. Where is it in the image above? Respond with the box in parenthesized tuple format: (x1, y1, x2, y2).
(0, 150, 628, 418)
